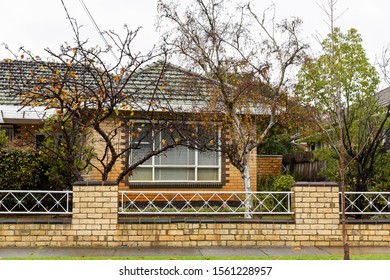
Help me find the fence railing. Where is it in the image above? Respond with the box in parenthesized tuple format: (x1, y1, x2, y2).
(0, 190, 72, 214)
(341, 192, 390, 215)
(119, 191, 293, 216)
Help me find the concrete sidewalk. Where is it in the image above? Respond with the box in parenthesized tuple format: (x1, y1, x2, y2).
(1, 246, 390, 258)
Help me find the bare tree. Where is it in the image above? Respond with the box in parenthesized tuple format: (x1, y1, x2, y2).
(5, 21, 187, 184)
(159, 0, 306, 217)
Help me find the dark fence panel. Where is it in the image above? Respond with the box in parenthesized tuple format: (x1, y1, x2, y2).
(283, 152, 326, 181)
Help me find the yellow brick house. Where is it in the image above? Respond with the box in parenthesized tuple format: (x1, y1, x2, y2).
(0, 59, 262, 194)
(88, 61, 259, 193)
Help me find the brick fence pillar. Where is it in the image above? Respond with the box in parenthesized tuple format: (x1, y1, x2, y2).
(72, 181, 118, 246)
(292, 182, 342, 246)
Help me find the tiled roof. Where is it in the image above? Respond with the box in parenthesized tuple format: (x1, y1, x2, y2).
(0, 59, 96, 106)
(0, 59, 216, 109)
(124, 60, 217, 108)
(378, 87, 390, 106)
(0, 60, 23, 105)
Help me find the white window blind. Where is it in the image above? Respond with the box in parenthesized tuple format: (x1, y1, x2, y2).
(129, 123, 220, 182)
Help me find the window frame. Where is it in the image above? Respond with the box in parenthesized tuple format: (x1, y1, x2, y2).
(0, 124, 14, 141)
(128, 122, 222, 183)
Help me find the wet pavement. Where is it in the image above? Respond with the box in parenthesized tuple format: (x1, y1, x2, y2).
(1, 246, 390, 258)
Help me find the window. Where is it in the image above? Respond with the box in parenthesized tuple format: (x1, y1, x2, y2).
(0, 125, 14, 141)
(35, 134, 46, 149)
(129, 123, 220, 182)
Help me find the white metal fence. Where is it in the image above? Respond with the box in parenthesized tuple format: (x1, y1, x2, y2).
(119, 191, 293, 216)
(0, 190, 72, 214)
(341, 192, 390, 215)
(2, 189, 389, 217)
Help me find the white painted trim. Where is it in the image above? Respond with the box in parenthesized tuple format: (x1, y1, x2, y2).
(0, 105, 55, 123)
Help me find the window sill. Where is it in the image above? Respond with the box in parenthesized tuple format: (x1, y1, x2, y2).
(128, 182, 223, 189)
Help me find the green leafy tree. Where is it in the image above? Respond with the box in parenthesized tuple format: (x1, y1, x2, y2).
(296, 18, 390, 261)
(296, 0, 385, 259)
(296, 27, 387, 192)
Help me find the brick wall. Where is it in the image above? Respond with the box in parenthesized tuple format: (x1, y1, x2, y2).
(1, 182, 390, 247)
(219, 149, 257, 192)
(257, 155, 282, 179)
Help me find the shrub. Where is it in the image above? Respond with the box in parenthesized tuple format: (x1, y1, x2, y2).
(272, 174, 295, 191)
(257, 175, 276, 191)
(257, 174, 296, 192)
(372, 150, 390, 191)
(256, 174, 295, 213)
(0, 149, 43, 190)
(0, 130, 8, 150)
(38, 138, 76, 190)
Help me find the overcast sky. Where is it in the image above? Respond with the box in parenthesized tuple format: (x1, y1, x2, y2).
(1, 0, 390, 88)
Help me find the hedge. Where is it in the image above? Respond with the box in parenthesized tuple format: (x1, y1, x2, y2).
(0, 149, 44, 190)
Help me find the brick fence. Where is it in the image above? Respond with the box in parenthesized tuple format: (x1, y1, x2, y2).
(1, 181, 389, 247)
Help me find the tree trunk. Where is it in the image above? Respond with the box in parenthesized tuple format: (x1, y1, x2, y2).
(340, 160, 350, 260)
(338, 93, 350, 260)
(68, 159, 83, 182)
(329, 0, 349, 259)
(242, 160, 253, 219)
